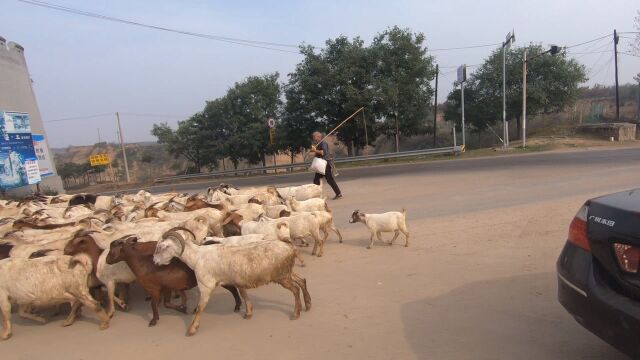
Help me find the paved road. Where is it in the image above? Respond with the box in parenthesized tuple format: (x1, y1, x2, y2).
(6, 146, 639, 359)
(144, 146, 640, 195)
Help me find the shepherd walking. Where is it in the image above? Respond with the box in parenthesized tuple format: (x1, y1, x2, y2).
(311, 131, 343, 200)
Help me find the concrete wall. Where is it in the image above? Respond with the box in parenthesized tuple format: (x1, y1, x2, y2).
(576, 123, 637, 142)
(0, 36, 64, 196)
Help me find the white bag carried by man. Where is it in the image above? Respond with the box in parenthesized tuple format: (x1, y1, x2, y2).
(309, 157, 327, 175)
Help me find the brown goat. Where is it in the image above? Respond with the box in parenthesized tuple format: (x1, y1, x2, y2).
(106, 237, 241, 326)
(183, 197, 226, 212)
(12, 219, 77, 230)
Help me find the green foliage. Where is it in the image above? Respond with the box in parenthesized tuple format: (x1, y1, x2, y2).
(286, 38, 376, 155)
(151, 112, 219, 173)
(444, 45, 587, 134)
(371, 26, 437, 138)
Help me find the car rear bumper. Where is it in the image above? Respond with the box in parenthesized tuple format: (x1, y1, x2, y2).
(557, 241, 640, 358)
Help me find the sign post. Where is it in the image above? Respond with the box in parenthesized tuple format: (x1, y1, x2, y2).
(267, 118, 277, 172)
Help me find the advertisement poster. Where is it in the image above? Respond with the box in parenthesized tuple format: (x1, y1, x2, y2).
(0, 111, 39, 188)
(32, 134, 54, 177)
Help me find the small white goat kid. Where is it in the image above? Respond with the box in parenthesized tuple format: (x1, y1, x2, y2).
(349, 209, 410, 249)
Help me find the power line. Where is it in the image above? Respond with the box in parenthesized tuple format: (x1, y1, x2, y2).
(17, 0, 301, 54)
(45, 113, 112, 123)
(566, 33, 612, 49)
(568, 49, 612, 56)
(119, 112, 190, 118)
(19, 0, 518, 56)
(430, 43, 501, 52)
(587, 54, 614, 81)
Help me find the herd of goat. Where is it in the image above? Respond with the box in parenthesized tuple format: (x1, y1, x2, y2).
(0, 182, 409, 340)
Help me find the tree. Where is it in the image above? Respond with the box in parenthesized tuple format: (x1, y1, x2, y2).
(288, 38, 377, 156)
(205, 73, 282, 168)
(444, 45, 587, 139)
(151, 112, 218, 173)
(371, 26, 437, 151)
(279, 73, 325, 163)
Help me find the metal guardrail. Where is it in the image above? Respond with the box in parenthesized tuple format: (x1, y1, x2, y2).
(153, 146, 463, 183)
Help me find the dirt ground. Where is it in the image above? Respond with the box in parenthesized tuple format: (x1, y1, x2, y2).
(4, 147, 639, 359)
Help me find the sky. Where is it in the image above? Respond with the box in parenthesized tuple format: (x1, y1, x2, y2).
(1, 0, 638, 147)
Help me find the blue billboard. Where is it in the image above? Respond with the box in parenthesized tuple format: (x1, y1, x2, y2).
(0, 111, 39, 188)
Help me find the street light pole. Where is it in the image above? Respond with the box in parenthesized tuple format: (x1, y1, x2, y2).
(461, 81, 466, 146)
(503, 45, 507, 148)
(522, 49, 527, 148)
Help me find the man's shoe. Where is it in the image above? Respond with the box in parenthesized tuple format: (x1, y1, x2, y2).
(333, 194, 343, 200)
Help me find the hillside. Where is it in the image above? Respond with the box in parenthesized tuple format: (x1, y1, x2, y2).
(52, 142, 188, 187)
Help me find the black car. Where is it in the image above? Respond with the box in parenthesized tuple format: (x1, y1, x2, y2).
(557, 189, 640, 358)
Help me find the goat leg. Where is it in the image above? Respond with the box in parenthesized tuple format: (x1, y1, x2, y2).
(62, 301, 82, 327)
(238, 288, 253, 319)
(222, 285, 242, 312)
(278, 278, 301, 320)
(0, 295, 12, 340)
(149, 294, 160, 327)
(163, 290, 187, 314)
(188, 284, 214, 336)
(18, 304, 46, 324)
(293, 273, 311, 311)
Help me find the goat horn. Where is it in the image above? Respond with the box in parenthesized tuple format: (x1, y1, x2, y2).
(164, 226, 197, 242)
(162, 230, 186, 255)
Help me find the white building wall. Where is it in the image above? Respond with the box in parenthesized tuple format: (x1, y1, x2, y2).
(0, 36, 64, 195)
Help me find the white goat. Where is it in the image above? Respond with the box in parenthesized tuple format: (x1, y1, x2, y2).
(263, 204, 290, 218)
(277, 184, 322, 201)
(153, 231, 311, 336)
(349, 209, 410, 249)
(277, 213, 324, 257)
(0, 254, 110, 340)
(287, 196, 327, 212)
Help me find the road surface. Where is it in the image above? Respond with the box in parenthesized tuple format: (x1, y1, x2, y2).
(5, 146, 638, 359)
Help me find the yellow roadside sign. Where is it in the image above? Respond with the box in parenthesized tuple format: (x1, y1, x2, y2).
(90, 153, 111, 166)
(269, 127, 276, 145)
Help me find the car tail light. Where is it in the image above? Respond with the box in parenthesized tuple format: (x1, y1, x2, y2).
(614, 243, 640, 273)
(568, 204, 590, 251)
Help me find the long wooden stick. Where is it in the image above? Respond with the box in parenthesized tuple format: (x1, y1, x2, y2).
(319, 107, 364, 144)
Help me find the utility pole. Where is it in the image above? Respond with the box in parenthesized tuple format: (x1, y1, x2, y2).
(460, 81, 466, 146)
(97, 128, 101, 144)
(433, 64, 439, 148)
(503, 45, 507, 148)
(502, 31, 515, 148)
(116, 112, 131, 183)
(614, 29, 620, 122)
(522, 50, 527, 148)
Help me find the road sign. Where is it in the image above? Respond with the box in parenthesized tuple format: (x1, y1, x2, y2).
(267, 118, 276, 128)
(90, 153, 111, 166)
(25, 159, 41, 185)
(269, 128, 276, 145)
(457, 64, 467, 83)
(504, 30, 515, 49)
